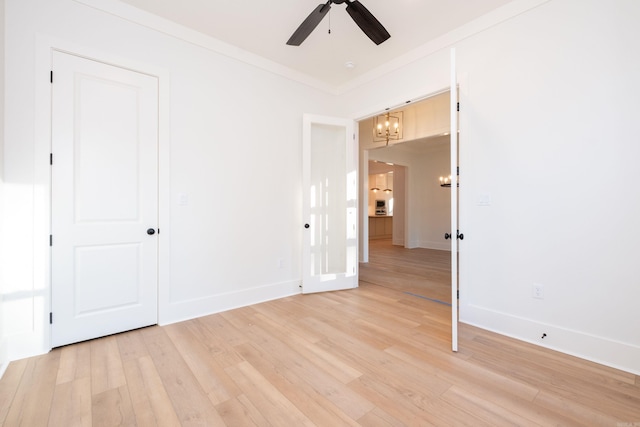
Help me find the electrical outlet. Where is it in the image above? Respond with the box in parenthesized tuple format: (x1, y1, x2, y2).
(532, 283, 544, 299)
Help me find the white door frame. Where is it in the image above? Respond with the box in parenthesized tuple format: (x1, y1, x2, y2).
(450, 48, 459, 352)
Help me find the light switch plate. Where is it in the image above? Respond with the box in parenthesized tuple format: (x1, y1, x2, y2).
(477, 193, 492, 206)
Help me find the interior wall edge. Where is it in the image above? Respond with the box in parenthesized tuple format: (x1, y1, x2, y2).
(0, 0, 6, 371)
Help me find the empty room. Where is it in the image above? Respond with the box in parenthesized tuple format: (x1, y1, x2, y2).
(1, 0, 639, 425)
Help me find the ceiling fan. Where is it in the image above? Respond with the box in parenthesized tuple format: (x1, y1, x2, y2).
(286, 0, 390, 46)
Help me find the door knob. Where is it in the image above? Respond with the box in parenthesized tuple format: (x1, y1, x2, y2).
(457, 231, 464, 240)
(147, 228, 156, 235)
(444, 233, 452, 240)
(304, 224, 310, 229)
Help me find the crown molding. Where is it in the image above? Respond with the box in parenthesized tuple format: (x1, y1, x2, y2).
(72, 0, 338, 94)
(73, 0, 550, 96)
(336, 0, 551, 95)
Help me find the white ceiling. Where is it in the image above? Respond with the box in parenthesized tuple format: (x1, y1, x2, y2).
(116, 0, 516, 88)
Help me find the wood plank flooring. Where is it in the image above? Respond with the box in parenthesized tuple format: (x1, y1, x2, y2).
(2, 239, 639, 426)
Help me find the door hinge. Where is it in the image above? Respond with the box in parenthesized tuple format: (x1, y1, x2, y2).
(50, 153, 53, 165)
(49, 312, 53, 324)
(49, 235, 53, 246)
(457, 290, 460, 299)
(456, 102, 459, 112)
(50, 71, 53, 83)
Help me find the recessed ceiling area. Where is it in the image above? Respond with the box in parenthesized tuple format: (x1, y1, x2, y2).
(115, 0, 516, 87)
(368, 134, 450, 175)
(364, 92, 451, 162)
(384, 134, 450, 154)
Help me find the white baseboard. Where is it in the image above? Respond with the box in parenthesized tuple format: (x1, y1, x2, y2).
(409, 240, 450, 251)
(0, 339, 7, 379)
(159, 279, 301, 326)
(461, 304, 640, 376)
(0, 361, 8, 381)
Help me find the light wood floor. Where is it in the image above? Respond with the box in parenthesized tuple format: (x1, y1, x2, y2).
(2, 240, 639, 426)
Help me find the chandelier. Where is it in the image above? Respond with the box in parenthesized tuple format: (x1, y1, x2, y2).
(373, 111, 403, 145)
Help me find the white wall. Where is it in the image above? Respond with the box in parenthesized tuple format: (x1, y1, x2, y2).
(2, 0, 335, 360)
(0, 0, 7, 374)
(391, 166, 406, 246)
(341, 0, 640, 374)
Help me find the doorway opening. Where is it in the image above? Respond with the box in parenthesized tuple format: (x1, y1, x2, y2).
(357, 90, 455, 307)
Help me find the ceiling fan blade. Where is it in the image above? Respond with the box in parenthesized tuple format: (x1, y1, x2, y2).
(286, 2, 332, 46)
(345, 0, 390, 45)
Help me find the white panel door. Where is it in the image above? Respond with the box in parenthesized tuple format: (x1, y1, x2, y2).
(51, 51, 159, 347)
(302, 114, 358, 293)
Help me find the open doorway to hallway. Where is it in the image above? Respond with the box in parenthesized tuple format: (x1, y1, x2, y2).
(358, 91, 453, 302)
(360, 145, 452, 303)
(358, 91, 452, 260)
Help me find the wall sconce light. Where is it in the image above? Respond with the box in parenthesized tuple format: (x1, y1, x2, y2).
(373, 111, 403, 145)
(440, 167, 459, 187)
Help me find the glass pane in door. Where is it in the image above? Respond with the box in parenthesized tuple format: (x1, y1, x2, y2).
(310, 123, 348, 277)
(303, 115, 357, 293)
